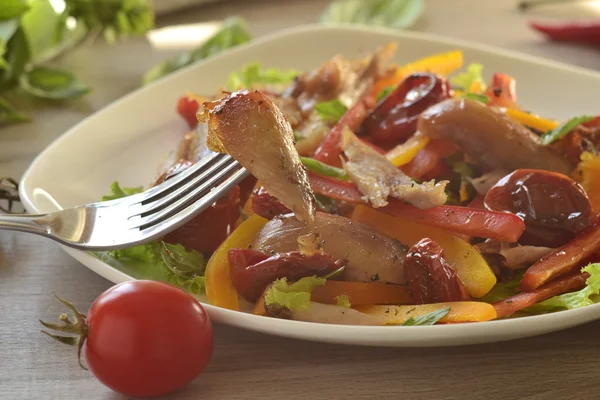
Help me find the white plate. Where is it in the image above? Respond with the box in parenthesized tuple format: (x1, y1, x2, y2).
(20, 24, 600, 347)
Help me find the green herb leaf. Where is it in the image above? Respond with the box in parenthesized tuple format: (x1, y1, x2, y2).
(450, 62, 486, 92)
(19, 66, 90, 100)
(314, 99, 347, 124)
(321, 0, 423, 30)
(300, 156, 348, 180)
(227, 62, 297, 90)
(0, 96, 29, 125)
(402, 307, 450, 326)
(60, 0, 153, 44)
(335, 294, 351, 308)
(0, 0, 29, 21)
(376, 85, 394, 102)
(0, 25, 29, 90)
(479, 272, 523, 304)
(540, 115, 595, 146)
(143, 17, 252, 85)
(264, 276, 326, 311)
(101, 181, 143, 201)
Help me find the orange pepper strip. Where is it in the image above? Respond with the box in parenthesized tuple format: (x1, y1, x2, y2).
(352, 205, 496, 298)
(205, 214, 268, 310)
(372, 50, 463, 98)
(354, 302, 497, 324)
(253, 280, 413, 316)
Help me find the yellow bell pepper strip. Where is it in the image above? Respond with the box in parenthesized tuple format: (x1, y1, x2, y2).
(205, 214, 268, 310)
(500, 108, 559, 132)
(354, 302, 497, 324)
(351, 205, 497, 298)
(372, 50, 463, 99)
(385, 133, 431, 167)
(574, 152, 600, 213)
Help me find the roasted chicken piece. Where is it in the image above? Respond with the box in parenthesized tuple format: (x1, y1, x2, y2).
(418, 98, 572, 175)
(341, 128, 448, 209)
(200, 90, 316, 225)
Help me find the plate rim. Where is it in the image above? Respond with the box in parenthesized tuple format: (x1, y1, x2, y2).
(19, 23, 600, 347)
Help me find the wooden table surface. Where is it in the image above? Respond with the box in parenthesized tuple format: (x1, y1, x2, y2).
(3, 1, 600, 399)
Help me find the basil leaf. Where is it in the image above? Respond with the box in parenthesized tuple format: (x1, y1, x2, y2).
(300, 156, 348, 180)
(321, 0, 423, 30)
(377, 85, 394, 102)
(143, 17, 252, 85)
(541, 115, 595, 146)
(0, 26, 30, 90)
(0, 0, 29, 21)
(314, 99, 347, 124)
(0, 96, 29, 125)
(19, 66, 90, 100)
(402, 307, 450, 326)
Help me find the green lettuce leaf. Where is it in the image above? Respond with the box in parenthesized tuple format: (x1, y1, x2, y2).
(530, 263, 600, 312)
(335, 294, 351, 308)
(450, 62, 486, 92)
(102, 181, 143, 201)
(103, 241, 206, 294)
(457, 92, 490, 104)
(376, 85, 394, 102)
(314, 99, 347, 124)
(402, 307, 450, 326)
(321, 0, 423, 30)
(227, 62, 297, 90)
(143, 17, 252, 85)
(264, 276, 326, 311)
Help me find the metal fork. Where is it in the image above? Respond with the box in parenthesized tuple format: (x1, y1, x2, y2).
(0, 153, 247, 251)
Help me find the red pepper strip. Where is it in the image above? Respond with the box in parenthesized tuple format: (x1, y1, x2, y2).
(308, 172, 364, 203)
(467, 195, 485, 210)
(308, 173, 524, 242)
(312, 94, 376, 167)
(380, 200, 525, 243)
(582, 116, 600, 130)
(530, 21, 600, 44)
(494, 272, 588, 318)
(484, 73, 519, 109)
(400, 138, 457, 181)
(520, 222, 600, 292)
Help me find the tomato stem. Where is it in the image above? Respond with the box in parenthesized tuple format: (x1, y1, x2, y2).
(40, 296, 89, 370)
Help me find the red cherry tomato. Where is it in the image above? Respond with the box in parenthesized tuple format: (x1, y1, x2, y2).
(84, 281, 213, 397)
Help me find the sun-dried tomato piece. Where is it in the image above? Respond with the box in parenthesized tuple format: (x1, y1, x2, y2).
(404, 238, 470, 304)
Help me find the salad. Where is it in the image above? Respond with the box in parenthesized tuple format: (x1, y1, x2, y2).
(104, 43, 600, 326)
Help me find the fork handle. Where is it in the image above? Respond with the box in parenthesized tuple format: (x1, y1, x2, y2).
(0, 213, 50, 237)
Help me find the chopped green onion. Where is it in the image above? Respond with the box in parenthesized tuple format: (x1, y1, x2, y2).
(541, 115, 594, 146)
(300, 156, 348, 180)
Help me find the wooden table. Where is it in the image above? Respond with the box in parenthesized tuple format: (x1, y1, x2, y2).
(2, 1, 600, 399)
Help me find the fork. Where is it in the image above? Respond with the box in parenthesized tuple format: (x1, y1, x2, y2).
(0, 153, 247, 251)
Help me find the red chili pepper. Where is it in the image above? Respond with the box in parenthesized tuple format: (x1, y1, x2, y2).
(520, 222, 600, 291)
(176, 95, 200, 128)
(307, 172, 525, 242)
(530, 21, 600, 44)
(494, 271, 588, 318)
(312, 94, 376, 167)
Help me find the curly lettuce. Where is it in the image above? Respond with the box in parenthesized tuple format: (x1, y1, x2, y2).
(264, 276, 326, 311)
